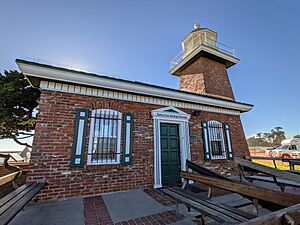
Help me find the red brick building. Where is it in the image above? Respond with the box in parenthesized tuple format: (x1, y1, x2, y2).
(16, 23, 253, 201)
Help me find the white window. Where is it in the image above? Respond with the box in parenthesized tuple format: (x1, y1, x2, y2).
(88, 109, 122, 165)
(207, 120, 227, 160)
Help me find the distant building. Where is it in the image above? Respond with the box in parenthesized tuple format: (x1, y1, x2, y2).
(0, 147, 31, 163)
(0, 150, 24, 163)
(17, 23, 253, 201)
(20, 147, 32, 162)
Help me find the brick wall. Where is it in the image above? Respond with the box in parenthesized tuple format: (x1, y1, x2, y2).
(179, 57, 235, 100)
(187, 110, 249, 176)
(28, 90, 249, 201)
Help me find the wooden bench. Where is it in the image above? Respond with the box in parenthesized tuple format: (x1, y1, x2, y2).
(161, 186, 255, 224)
(159, 160, 259, 224)
(289, 170, 300, 175)
(236, 157, 300, 192)
(0, 153, 46, 225)
(246, 175, 300, 192)
(0, 182, 45, 225)
(240, 203, 300, 225)
(282, 158, 300, 170)
(244, 156, 300, 171)
(165, 160, 300, 224)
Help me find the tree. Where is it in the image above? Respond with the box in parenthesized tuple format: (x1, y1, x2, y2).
(247, 135, 270, 147)
(247, 128, 286, 147)
(269, 127, 285, 146)
(0, 70, 40, 147)
(256, 132, 262, 138)
(294, 135, 300, 138)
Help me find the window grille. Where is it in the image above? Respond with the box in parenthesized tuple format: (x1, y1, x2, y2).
(207, 121, 227, 160)
(88, 109, 122, 164)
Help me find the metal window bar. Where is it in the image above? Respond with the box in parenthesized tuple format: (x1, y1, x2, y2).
(89, 110, 121, 163)
(207, 121, 227, 160)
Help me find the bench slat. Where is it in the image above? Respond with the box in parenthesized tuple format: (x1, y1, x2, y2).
(171, 186, 255, 220)
(0, 183, 38, 216)
(235, 157, 300, 184)
(169, 187, 254, 221)
(162, 188, 240, 223)
(0, 183, 34, 208)
(186, 160, 231, 181)
(0, 183, 45, 225)
(247, 175, 300, 188)
(289, 170, 300, 175)
(181, 172, 300, 207)
(227, 198, 253, 209)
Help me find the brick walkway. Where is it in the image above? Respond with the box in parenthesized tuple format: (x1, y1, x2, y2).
(83, 194, 184, 225)
(84, 196, 113, 225)
(114, 210, 184, 225)
(143, 189, 176, 206)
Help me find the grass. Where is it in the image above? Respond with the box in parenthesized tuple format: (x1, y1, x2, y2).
(253, 160, 300, 170)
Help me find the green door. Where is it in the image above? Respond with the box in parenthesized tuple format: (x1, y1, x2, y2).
(160, 123, 181, 185)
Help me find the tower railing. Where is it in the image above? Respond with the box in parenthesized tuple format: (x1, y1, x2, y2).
(170, 34, 236, 70)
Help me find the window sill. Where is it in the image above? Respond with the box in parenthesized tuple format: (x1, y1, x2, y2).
(87, 161, 120, 165)
(210, 158, 232, 162)
(85, 163, 122, 171)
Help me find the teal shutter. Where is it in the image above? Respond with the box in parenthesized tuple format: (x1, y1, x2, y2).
(71, 108, 89, 167)
(122, 113, 134, 165)
(224, 123, 234, 160)
(201, 121, 211, 160)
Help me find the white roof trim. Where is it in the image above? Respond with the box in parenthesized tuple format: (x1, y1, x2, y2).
(16, 61, 252, 112)
(40, 80, 241, 116)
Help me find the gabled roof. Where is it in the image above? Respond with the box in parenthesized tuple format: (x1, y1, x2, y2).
(16, 59, 253, 113)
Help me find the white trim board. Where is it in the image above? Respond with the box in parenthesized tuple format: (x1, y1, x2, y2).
(16, 60, 253, 113)
(39, 80, 241, 116)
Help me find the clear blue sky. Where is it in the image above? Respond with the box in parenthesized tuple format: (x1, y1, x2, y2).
(0, 0, 299, 150)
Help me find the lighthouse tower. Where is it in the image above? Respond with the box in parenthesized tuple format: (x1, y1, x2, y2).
(170, 22, 239, 100)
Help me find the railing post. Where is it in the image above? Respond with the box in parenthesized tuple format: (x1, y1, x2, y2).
(273, 159, 277, 169)
(176, 200, 179, 216)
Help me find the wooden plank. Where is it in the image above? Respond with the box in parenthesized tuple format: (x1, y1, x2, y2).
(181, 172, 300, 207)
(227, 198, 253, 209)
(0, 183, 38, 216)
(0, 184, 32, 207)
(247, 175, 300, 188)
(282, 158, 300, 164)
(0, 172, 21, 187)
(235, 157, 300, 183)
(246, 156, 300, 163)
(186, 160, 231, 181)
(0, 154, 22, 172)
(245, 156, 283, 161)
(0, 183, 45, 225)
(170, 186, 254, 220)
(0, 162, 29, 167)
(290, 170, 300, 175)
(171, 186, 254, 219)
(239, 203, 300, 225)
(161, 188, 240, 223)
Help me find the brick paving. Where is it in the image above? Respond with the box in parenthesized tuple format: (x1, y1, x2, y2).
(143, 189, 176, 206)
(83, 195, 184, 225)
(114, 210, 184, 225)
(84, 196, 113, 225)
